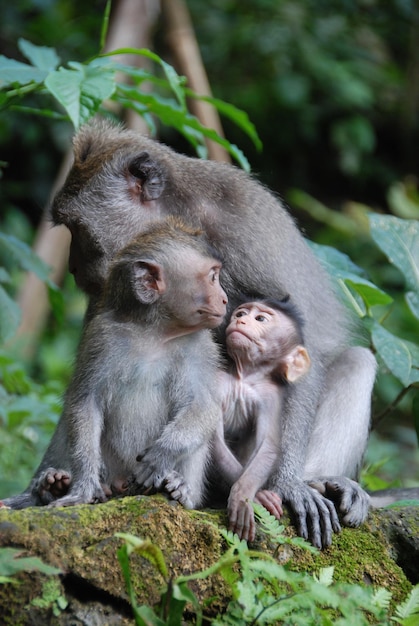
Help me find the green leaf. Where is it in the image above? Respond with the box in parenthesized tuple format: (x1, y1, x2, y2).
(135, 605, 166, 625)
(386, 500, 419, 508)
(115, 533, 168, 579)
(372, 587, 392, 610)
(413, 392, 419, 446)
(18, 38, 60, 71)
(369, 214, 419, 318)
(101, 47, 187, 108)
(0, 285, 21, 343)
(368, 319, 419, 386)
(310, 242, 392, 314)
(0, 575, 17, 585)
(315, 566, 335, 587)
(394, 584, 419, 619)
(186, 90, 262, 151)
(0, 548, 61, 577)
(0, 56, 47, 88)
(310, 242, 366, 277)
(45, 61, 115, 129)
(345, 279, 393, 309)
(0, 232, 51, 281)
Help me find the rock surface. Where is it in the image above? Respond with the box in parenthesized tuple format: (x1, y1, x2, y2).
(0, 495, 417, 625)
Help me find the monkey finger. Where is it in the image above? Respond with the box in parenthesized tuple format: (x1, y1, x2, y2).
(254, 490, 283, 520)
(291, 489, 335, 549)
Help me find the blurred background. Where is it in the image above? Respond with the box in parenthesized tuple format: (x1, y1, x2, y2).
(0, 0, 418, 498)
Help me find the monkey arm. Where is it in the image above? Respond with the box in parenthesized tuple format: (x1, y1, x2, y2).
(212, 419, 244, 485)
(135, 392, 221, 493)
(268, 373, 341, 549)
(227, 392, 283, 542)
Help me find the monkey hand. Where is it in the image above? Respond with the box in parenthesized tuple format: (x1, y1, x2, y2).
(162, 471, 194, 509)
(135, 449, 174, 493)
(254, 490, 283, 520)
(34, 467, 72, 504)
(227, 485, 257, 543)
(307, 477, 370, 528)
(273, 479, 341, 549)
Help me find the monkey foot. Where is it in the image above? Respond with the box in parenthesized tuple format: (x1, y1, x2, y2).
(35, 468, 72, 503)
(307, 476, 370, 528)
(163, 470, 193, 509)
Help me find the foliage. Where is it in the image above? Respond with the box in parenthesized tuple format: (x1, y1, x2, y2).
(115, 510, 419, 625)
(30, 578, 68, 617)
(0, 232, 63, 343)
(186, 0, 419, 203)
(0, 547, 61, 585)
(0, 350, 63, 497)
(0, 1, 261, 170)
(292, 186, 419, 455)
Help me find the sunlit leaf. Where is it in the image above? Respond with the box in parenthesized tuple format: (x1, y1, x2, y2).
(45, 61, 115, 128)
(345, 279, 393, 308)
(18, 38, 60, 71)
(0, 57, 46, 87)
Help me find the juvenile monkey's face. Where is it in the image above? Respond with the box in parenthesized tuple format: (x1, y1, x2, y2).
(165, 251, 228, 334)
(225, 303, 296, 359)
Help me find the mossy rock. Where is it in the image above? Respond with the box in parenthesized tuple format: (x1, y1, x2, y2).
(0, 496, 417, 624)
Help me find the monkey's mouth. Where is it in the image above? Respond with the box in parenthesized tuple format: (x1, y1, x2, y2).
(198, 311, 226, 327)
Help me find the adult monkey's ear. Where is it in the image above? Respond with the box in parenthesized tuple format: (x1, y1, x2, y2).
(127, 152, 166, 201)
(132, 261, 166, 304)
(283, 346, 311, 383)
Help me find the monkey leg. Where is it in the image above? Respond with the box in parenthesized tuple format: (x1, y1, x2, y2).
(303, 346, 377, 527)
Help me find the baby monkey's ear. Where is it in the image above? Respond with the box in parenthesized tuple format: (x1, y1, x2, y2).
(283, 346, 311, 383)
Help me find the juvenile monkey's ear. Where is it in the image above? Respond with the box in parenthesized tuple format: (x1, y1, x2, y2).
(127, 152, 165, 201)
(132, 261, 167, 304)
(284, 346, 311, 383)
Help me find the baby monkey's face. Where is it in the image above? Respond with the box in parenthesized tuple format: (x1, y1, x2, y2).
(226, 302, 296, 356)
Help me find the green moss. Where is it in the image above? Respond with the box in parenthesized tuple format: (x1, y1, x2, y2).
(0, 498, 417, 623)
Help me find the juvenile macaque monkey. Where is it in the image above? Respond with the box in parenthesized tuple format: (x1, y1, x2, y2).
(4, 219, 227, 509)
(5, 120, 376, 548)
(213, 299, 310, 542)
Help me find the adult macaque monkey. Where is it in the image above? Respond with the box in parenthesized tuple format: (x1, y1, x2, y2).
(213, 298, 311, 542)
(3, 219, 227, 510)
(45, 119, 375, 547)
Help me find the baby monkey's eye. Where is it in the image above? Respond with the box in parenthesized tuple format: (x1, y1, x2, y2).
(235, 310, 248, 318)
(255, 315, 268, 322)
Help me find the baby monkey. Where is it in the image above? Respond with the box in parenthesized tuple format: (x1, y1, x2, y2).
(213, 298, 311, 542)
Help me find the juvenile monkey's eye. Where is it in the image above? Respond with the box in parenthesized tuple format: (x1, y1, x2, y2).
(235, 310, 247, 318)
(210, 268, 219, 282)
